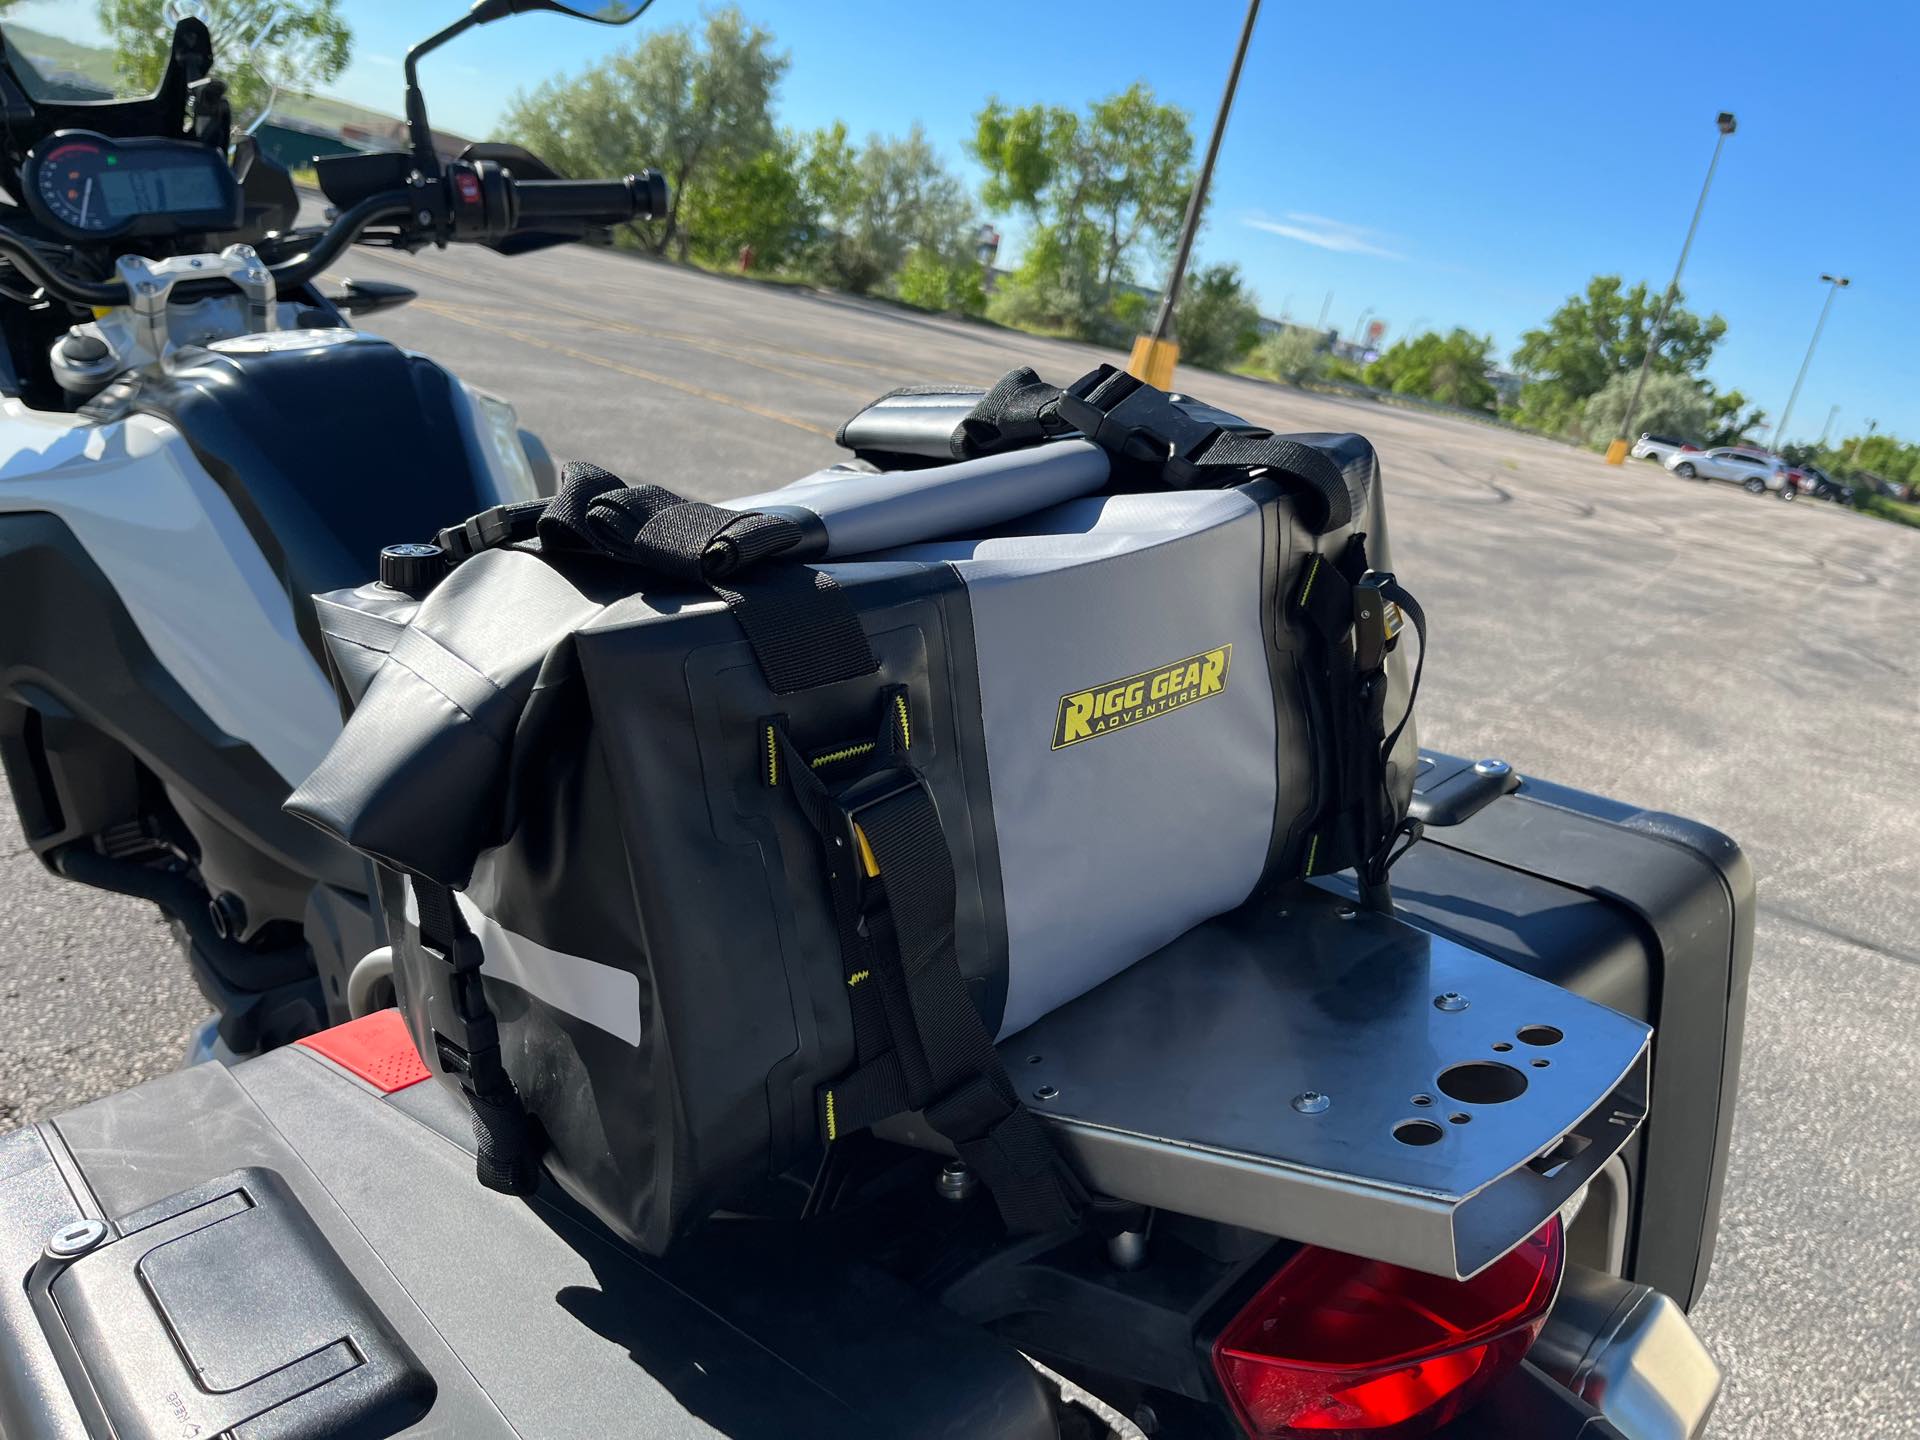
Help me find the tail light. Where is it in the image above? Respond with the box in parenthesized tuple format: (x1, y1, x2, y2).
(1212, 1219, 1564, 1438)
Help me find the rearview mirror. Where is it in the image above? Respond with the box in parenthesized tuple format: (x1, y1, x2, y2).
(331, 279, 417, 317)
(470, 0, 652, 25)
(403, 1, 654, 167)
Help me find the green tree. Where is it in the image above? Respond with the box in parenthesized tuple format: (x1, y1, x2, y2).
(1511, 276, 1726, 436)
(1254, 327, 1325, 384)
(1367, 328, 1498, 410)
(969, 84, 1194, 340)
(96, 0, 350, 122)
(894, 247, 986, 316)
(809, 124, 973, 295)
(676, 138, 808, 270)
(1701, 389, 1766, 448)
(1830, 433, 1920, 489)
(1175, 262, 1261, 371)
(502, 7, 786, 260)
(1580, 370, 1713, 442)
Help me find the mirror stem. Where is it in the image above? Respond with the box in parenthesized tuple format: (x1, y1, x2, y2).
(402, 10, 481, 172)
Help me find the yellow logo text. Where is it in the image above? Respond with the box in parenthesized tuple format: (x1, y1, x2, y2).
(1051, 645, 1231, 749)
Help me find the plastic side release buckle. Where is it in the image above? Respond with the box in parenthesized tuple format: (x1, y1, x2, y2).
(297, 1009, 431, 1093)
(417, 925, 497, 1078)
(435, 504, 512, 562)
(833, 765, 923, 903)
(1055, 370, 1222, 485)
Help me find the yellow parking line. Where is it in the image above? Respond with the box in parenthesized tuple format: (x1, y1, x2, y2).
(420, 304, 833, 437)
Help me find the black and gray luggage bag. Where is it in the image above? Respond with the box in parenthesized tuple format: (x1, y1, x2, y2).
(287, 366, 1425, 1253)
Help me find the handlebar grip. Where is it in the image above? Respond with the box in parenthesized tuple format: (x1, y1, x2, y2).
(512, 173, 668, 227)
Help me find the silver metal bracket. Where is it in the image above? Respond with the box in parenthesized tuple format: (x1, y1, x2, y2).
(997, 885, 1653, 1280)
(114, 244, 278, 370)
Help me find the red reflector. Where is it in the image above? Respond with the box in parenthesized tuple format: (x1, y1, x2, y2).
(1213, 1220, 1563, 1438)
(297, 1008, 431, 1093)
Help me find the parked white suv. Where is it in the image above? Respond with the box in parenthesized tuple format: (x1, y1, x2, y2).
(1666, 446, 1796, 498)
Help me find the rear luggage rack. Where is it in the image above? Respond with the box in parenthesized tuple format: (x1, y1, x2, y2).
(996, 887, 1651, 1280)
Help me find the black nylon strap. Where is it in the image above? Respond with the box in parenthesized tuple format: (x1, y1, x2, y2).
(441, 461, 878, 696)
(412, 879, 543, 1196)
(851, 781, 1086, 1233)
(960, 363, 1361, 532)
(767, 713, 1083, 1233)
(1183, 430, 1356, 529)
(771, 722, 936, 1105)
(953, 366, 1072, 459)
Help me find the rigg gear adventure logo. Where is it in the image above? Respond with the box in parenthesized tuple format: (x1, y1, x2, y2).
(1051, 646, 1231, 750)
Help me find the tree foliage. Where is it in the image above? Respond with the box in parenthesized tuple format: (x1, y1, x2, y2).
(502, 7, 786, 260)
(1175, 262, 1261, 371)
(675, 137, 808, 269)
(1366, 328, 1497, 411)
(808, 123, 973, 296)
(894, 247, 985, 316)
(1511, 275, 1726, 436)
(1254, 327, 1326, 383)
(1580, 370, 1714, 443)
(97, 0, 350, 122)
(969, 84, 1194, 340)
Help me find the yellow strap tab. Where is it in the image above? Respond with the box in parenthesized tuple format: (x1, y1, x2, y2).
(810, 739, 875, 769)
(824, 1089, 838, 1142)
(1304, 832, 1320, 876)
(852, 822, 881, 879)
(894, 693, 911, 750)
(847, 969, 870, 988)
(1298, 554, 1322, 607)
(764, 724, 778, 787)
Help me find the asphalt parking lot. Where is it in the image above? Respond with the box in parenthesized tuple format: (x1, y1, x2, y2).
(4, 237, 1918, 1437)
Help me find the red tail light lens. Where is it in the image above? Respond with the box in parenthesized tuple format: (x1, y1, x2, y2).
(1212, 1219, 1563, 1438)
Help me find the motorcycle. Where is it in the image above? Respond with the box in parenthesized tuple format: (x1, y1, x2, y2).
(0, 1, 663, 1053)
(0, 7, 1746, 1439)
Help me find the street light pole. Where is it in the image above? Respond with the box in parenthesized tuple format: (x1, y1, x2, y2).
(1127, 0, 1261, 388)
(1818, 403, 1840, 450)
(1771, 274, 1850, 451)
(1606, 111, 1736, 465)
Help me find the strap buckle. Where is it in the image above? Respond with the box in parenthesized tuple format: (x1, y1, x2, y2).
(1055, 367, 1222, 486)
(436, 504, 513, 562)
(417, 923, 493, 1076)
(832, 764, 922, 907)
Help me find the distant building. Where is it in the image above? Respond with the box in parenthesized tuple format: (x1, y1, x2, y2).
(338, 119, 471, 163)
(251, 119, 370, 173)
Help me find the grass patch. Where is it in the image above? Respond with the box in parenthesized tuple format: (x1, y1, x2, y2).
(1860, 496, 1920, 529)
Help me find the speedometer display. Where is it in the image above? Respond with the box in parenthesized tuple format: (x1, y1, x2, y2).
(34, 138, 111, 234)
(23, 131, 242, 242)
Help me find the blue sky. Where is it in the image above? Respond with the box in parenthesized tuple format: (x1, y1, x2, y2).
(19, 0, 1916, 443)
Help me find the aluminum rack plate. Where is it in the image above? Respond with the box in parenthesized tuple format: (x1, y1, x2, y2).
(998, 887, 1651, 1279)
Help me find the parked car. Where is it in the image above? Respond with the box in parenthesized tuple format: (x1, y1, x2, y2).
(1799, 464, 1852, 502)
(1667, 446, 1797, 498)
(1631, 432, 1697, 464)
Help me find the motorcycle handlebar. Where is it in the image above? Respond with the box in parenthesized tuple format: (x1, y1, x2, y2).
(0, 163, 667, 309)
(512, 174, 668, 226)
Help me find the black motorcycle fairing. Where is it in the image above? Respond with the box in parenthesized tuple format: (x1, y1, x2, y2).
(224, 134, 301, 241)
(0, 512, 362, 892)
(0, 19, 207, 175)
(125, 336, 503, 665)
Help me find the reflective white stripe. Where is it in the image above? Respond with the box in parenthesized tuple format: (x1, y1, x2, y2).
(403, 879, 642, 1047)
